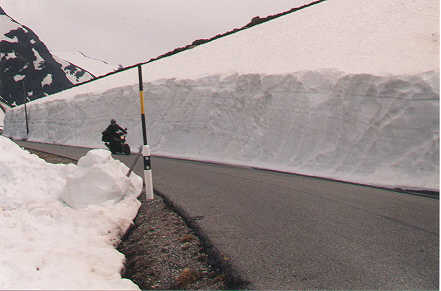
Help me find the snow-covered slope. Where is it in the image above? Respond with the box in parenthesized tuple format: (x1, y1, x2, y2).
(54, 51, 119, 77)
(4, 0, 439, 190)
(0, 6, 94, 106)
(142, 0, 439, 79)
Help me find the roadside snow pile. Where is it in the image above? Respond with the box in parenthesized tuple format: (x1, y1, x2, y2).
(0, 136, 142, 290)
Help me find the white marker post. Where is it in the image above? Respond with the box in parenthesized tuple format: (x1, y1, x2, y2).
(138, 65, 154, 200)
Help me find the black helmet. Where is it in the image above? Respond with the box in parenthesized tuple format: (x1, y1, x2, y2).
(111, 119, 116, 124)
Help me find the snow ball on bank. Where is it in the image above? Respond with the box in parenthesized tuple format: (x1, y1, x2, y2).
(61, 149, 139, 208)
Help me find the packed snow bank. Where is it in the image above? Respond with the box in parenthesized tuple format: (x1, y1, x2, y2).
(4, 70, 439, 191)
(0, 136, 142, 290)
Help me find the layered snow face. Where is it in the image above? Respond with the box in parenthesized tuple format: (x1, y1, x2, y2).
(0, 136, 142, 289)
(5, 70, 439, 190)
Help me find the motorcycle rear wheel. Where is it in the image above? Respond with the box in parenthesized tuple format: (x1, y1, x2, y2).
(123, 144, 131, 155)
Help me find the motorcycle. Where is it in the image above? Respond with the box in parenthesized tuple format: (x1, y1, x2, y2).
(102, 128, 131, 155)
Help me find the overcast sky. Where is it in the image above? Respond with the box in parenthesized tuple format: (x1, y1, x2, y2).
(1, 0, 311, 66)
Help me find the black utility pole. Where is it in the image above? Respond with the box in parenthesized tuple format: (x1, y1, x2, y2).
(22, 81, 29, 137)
(17, 54, 30, 138)
(138, 65, 148, 145)
(138, 65, 153, 200)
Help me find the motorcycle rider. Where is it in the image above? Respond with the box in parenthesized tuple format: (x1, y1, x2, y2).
(104, 119, 127, 144)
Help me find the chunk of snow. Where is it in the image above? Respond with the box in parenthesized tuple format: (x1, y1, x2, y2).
(4, 51, 16, 60)
(13, 74, 25, 82)
(41, 73, 53, 86)
(32, 48, 44, 70)
(6, 35, 18, 42)
(61, 149, 136, 208)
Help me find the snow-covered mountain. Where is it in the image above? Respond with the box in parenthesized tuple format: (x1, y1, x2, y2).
(0, 7, 95, 106)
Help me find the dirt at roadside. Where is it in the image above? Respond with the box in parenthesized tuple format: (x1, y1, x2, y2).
(27, 148, 227, 290)
(119, 192, 226, 289)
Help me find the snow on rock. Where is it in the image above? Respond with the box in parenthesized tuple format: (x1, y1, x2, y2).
(4, 70, 439, 191)
(0, 136, 142, 290)
(13, 74, 24, 81)
(41, 73, 53, 87)
(4, 51, 15, 59)
(32, 47, 44, 70)
(54, 55, 97, 83)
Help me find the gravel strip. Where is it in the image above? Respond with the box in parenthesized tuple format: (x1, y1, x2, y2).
(26, 148, 228, 290)
(28, 148, 77, 165)
(119, 192, 226, 289)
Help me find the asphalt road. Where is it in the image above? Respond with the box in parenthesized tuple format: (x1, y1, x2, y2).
(15, 140, 439, 290)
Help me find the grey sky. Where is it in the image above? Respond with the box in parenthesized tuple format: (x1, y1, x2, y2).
(1, 0, 310, 66)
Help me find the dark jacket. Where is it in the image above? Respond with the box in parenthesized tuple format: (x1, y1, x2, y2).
(106, 123, 127, 135)
(102, 122, 126, 142)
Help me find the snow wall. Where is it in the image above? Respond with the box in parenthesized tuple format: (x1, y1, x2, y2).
(4, 69, 439, 190)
